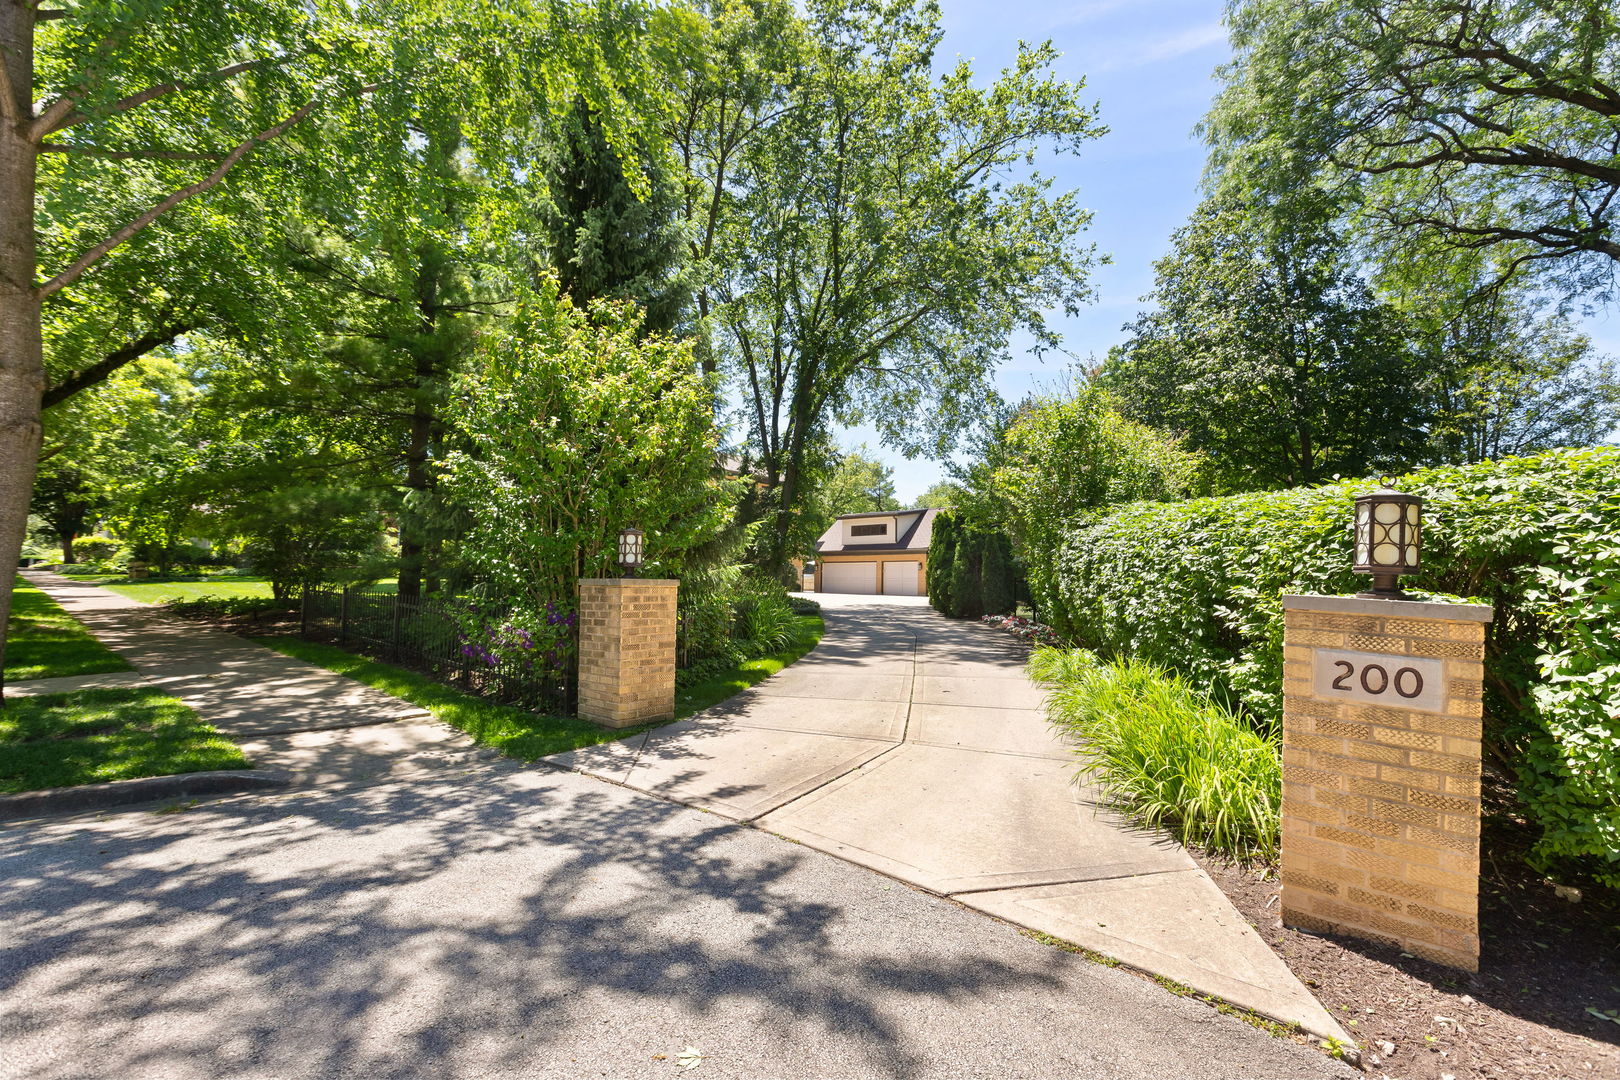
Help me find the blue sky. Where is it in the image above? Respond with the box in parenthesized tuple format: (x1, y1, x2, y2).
(829, 0, 1620, 503)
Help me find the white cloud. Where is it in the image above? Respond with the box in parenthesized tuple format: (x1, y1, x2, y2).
(1098, 22, 1228, 70)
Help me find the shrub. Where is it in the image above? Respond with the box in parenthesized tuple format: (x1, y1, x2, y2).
(929, 510, 1019, 619)
(1034, 647, 1282, 861)
(439, 279, 729, 618)
(987, 385, 1205, 626)
(1042, 447, 1620, 884)
(163, 595, 294, 620)
(734, 586, 799, 654)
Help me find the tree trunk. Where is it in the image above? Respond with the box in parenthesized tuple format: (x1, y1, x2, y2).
(0, 3, 42, 700)
(60, 532, 73, 564)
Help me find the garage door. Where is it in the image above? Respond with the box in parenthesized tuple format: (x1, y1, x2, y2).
(882, 561, 920, 596)
(821, 561, 877, 594)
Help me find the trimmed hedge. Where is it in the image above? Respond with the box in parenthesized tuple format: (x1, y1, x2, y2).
(1043, 447, 1620, 885)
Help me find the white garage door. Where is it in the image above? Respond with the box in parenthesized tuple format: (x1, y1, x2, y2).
(882, 561, 921, 596)
(821, 561, 878, 594)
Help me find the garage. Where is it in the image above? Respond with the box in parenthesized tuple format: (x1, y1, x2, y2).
(820, 560, 878, 594)
(882, 561, 920, 596)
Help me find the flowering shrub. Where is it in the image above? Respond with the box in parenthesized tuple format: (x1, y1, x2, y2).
(980, 614, 1065, 647)
(453, 600, 577, 678)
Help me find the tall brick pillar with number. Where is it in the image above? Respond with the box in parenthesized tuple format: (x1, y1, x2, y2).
(1280, 594, 1493, 970)
(577, 578, 677, 728)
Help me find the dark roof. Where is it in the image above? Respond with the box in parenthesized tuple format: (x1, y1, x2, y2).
(833, 507, 940, 520)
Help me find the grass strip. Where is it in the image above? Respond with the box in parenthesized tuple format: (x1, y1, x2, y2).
(252, 637, 648, 760)
(675, 614, 824, 718)
(0, 687, 247, 794)
(255, 613, 826, 760)
(4, 577, 132, 682)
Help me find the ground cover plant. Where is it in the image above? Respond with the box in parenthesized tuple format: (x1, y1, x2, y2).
(0, 687, 246, 794)
(3, 577, 131, 683)
(1036, 447, 1620, 885)
(1031, 646, 1281, 861)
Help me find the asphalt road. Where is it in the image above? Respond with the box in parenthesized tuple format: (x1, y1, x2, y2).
(0, 759, 1357, 1080)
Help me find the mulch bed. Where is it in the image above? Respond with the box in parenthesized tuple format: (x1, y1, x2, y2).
(1194, 815, 1620, 1080)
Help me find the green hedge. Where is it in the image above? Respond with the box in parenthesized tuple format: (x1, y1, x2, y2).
(928, 511, 1018, 619)
(1044, 447, 1620, 885)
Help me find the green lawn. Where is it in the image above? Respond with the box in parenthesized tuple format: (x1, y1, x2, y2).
(675, 614, 824, 718)
(105, 576, 276, 604)
(253, 612, 825, 761)
(0, 687, 248, 794)
(252, 637, 648, 759)
(4, 577, 133, 682)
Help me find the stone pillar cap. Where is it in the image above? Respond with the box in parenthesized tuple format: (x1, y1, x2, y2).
(1282, 593, 1493, 622)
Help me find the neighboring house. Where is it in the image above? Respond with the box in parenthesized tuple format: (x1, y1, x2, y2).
(811, 509, 938, 596)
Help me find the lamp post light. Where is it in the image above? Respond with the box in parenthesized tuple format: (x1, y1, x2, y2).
(617, 527, 645, 578)
(1352, 479, 1422, 600)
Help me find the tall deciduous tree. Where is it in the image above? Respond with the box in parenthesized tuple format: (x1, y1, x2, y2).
(1, 0, 359, 692)
(1104, 190, 1424, 490)
(1209, 0, 1620, 295)
(1, 1, 675, 687)
(712, 0, 1105, 573)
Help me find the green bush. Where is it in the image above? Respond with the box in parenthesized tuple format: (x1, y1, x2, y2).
(1033, 647, 1281, 861)
(162, 594, 295, 620)
(1042, 447, 1620, 884)
(735, 586, 799, 654)
(928, 510, 1019, 619)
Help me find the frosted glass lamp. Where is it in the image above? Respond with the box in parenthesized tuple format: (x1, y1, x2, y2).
(1352, 481, 1421, 600)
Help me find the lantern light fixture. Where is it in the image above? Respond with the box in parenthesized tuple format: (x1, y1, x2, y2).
(1352, 479, 1422, 600)
(617, 527, 645, 577)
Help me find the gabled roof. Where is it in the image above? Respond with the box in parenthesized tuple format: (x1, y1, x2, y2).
(814, 508, 939, 555)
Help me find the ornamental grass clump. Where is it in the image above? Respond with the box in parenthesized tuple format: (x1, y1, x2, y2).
(1034, 646, 1281, 862)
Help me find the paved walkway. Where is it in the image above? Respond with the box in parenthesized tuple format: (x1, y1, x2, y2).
(14, 571, 481, 788)
(552, 594, 1352, 1047)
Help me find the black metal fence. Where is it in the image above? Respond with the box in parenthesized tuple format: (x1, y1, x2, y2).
(300, 586, 575, 714)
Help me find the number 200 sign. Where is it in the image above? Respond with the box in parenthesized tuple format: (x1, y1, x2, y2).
(1311, 649, 1446, 713)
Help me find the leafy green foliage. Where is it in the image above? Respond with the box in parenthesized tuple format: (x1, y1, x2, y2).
(1209, 0, 1620, 296)
(439, 279, 730, 621)
(927, 511, 1017, 619)
(4, 577, 132, 683)
(1034, 647, 1282, 862)
(982, 384, 1203, 627)
(0, 687, 246, 794)
(1104, 190, 1424, 490)
(698, 0, 1106, 570)
(161, 594, 292, 620)
(1042, 448, 1620, 883)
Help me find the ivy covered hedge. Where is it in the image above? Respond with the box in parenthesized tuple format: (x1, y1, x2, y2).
(1043, 447, 1620, 884)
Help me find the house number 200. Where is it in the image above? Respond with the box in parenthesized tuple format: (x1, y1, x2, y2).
(1329, 660, 1424, 700)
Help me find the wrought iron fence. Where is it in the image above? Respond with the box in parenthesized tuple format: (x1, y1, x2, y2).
(300, 586, 575, 714)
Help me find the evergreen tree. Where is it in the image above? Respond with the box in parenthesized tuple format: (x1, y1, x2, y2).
(539, 102, 690, 334)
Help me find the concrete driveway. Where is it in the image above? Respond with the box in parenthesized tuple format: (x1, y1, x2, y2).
(554, 594, 1352, 1048)
(0, 760, 1355, 1080)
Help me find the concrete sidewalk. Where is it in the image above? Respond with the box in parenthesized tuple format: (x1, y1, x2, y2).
(552, 594, 1354, 1048)
(14, 571, 479, 788)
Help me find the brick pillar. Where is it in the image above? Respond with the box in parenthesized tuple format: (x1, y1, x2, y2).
(577, 578, 678, 729)
(1279, 594, 1492, 970)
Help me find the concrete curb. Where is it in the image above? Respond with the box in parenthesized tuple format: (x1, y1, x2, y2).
(0, 769, 291, 821)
